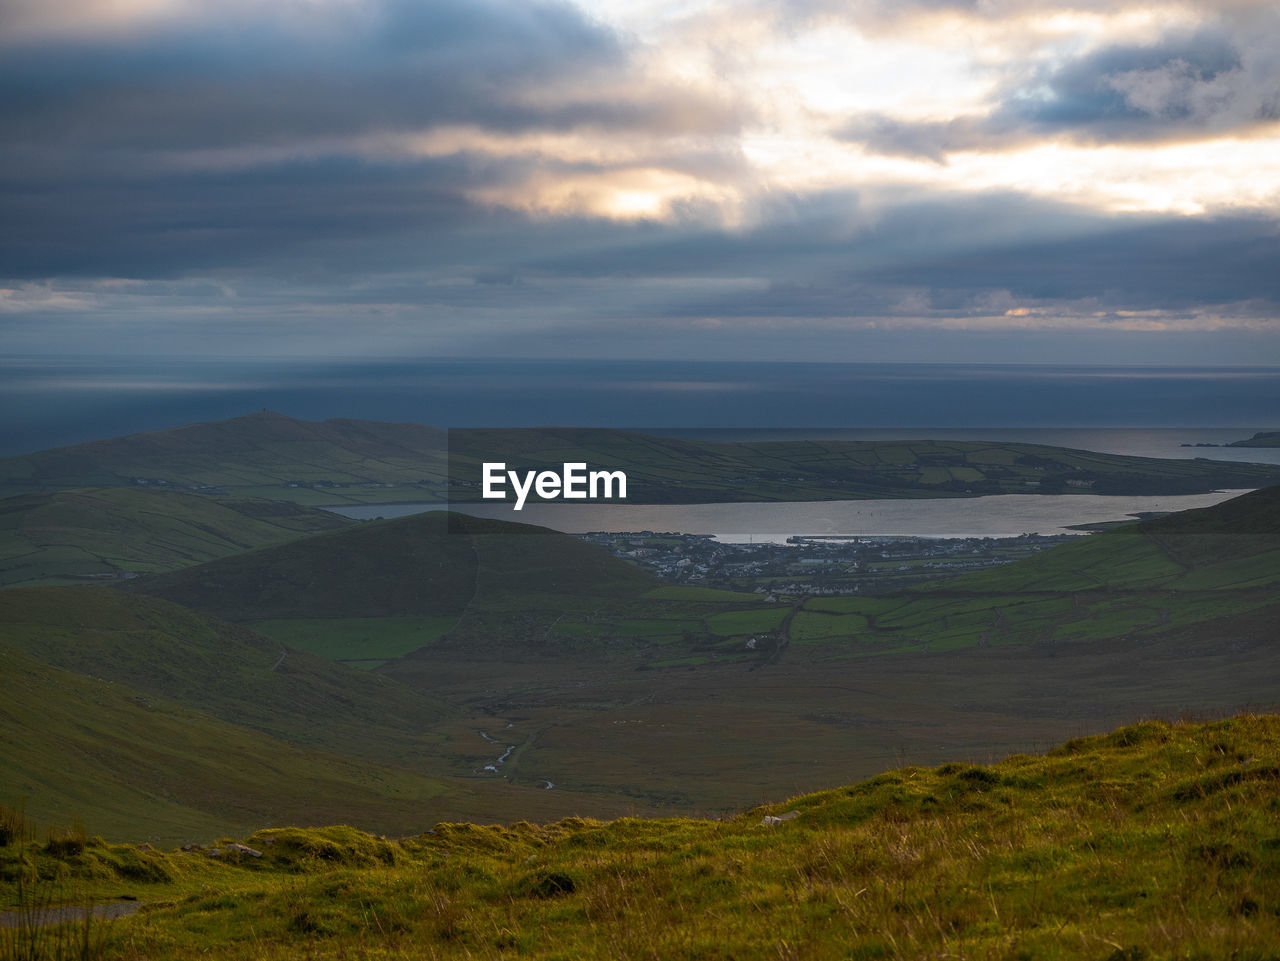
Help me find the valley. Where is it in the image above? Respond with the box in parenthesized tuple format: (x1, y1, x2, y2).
(1, 414, 1277, 844)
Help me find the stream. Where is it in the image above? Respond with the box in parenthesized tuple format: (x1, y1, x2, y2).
(475, 728, 554, 788)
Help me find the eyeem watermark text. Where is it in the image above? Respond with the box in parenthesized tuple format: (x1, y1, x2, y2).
(482, 462, 627, 510)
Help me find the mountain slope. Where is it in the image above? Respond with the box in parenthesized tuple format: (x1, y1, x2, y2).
(0, 487, 353, 587)
(935, 484, 1280, 594)
(5, 412, 1280, 506)
(123, 510, 659, 623)
(0, 642, 456, 842)
(12, 715, 1280, 958)
(0, 587, 450, 764)
(0, 587, 644, 840)
(0, 410, 448, 505)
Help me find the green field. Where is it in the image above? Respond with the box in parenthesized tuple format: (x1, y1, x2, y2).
(247, 616, 461, 668)
(705, 607, 789, 636)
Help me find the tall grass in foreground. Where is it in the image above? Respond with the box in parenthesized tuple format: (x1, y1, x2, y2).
(0, 805, 105, 961)
(9, 716, 1280, 959)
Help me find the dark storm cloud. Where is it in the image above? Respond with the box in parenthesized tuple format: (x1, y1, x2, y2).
(841, 21, 1280, 160)
(0, 149, 551, 278)
(515, 193, 1280, 320)
(0, 0, 746, 279)
(0, 0, 649, 149)
(2, 0, 1277, 364)
(867, 213, 1280, 309)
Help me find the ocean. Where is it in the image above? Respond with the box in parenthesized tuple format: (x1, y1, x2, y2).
(1, 356, 1276, 457)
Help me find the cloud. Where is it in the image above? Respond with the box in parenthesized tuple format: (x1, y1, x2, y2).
(0, 0, 756, 277)
(0, 1, 658, 149)
(1, 0, 1278, 365)
(840, 14, 1280, 160)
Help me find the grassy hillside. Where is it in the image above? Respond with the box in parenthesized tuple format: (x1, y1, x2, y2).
(5, 412, 1279, 506)
(377, 489, 1280, 813)
(448, 426, 1280, 502)
(2, 493, 1278, 843)
(121, 511, 482, 622)
(6, 715, 1279, 959)
(0, 411, 448, 506)
(0, 643, 456, 842)
(0, 487, 353, 588)
(126, 489, 1280, 675)
(0, 588, 658, 841)
(0, 587, 451, 763)
(123, 511, 686, 667)
(773, 486, 1280, 656)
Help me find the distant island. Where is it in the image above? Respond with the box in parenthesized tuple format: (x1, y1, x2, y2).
(1181, 430, 1280, 449)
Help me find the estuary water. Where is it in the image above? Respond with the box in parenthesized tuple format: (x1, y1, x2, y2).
(331, 489, 1255, 542)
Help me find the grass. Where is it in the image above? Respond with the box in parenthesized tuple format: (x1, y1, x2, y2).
(5, 715, 1279, 959)
(771, 488, 1280, 653)
(0, 412, 448, 506)
(705, 607, 790, 637)
(6, 490, 1280, 852)
(0, 488, 353, 588)
(246, 616, 460, 668)
(0, 587, 454, 765)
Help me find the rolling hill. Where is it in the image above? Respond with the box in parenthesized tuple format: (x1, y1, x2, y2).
(447, 426, 1280, 502)
(5, 411, 1280, 506)
(0, 487, 353, 587)
(122, 510, 658, 619)
(0, 587, 451, 762)
(121, 510, 780, 670)
(7, 715, 1279, 959)
(0, 587, 653, 841)
(0, 410, 448, 506)
(2, 489, 1277, 840)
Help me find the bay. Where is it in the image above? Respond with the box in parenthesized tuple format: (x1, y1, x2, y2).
(331, 489, 1255, 542)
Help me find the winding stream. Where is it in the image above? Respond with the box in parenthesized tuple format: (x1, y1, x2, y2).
(475, 729, 554, 788)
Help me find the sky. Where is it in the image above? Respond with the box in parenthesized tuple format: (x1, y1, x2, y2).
(2, 0, 1279, 366)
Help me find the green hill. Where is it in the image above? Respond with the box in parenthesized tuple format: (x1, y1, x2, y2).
(0, 487, 353, 587)
(0, 410, 448, 506)
(772, 486, 1280, 658)
(7, 715, 1279, 958)
(928, 484, 1280, 596)
(5, 412, 1279, 506)
(121, 512, 482, 622)
(0, 587, 451, 763)
(2, 494, 1278, 844)
(121, 511, 671, 667)
(0, 642, 455, 842)
(0, 587, 643, 841)
(375, 489, 1280, 815)
(447, 425, 1280, 501)
(120, 511, 663, 618)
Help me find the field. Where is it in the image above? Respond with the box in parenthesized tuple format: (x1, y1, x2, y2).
(4, 716, 1279, 959)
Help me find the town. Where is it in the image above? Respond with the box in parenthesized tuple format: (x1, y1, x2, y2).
(577, 529, 1080, 595)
